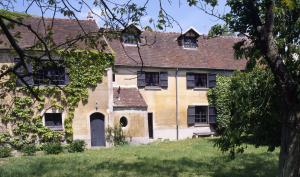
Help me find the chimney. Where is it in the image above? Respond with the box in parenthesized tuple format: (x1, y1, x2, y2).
(87, 12, 93, 21)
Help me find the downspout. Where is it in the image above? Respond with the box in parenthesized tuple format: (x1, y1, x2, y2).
(176, 68, 179, 140)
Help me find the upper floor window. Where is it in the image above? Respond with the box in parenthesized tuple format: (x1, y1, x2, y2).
(137, 71, 168, 88)
(33, 61, 66, 85)
(183, 37, 198, 48)
(187, 73, 207, 88)
(187, 72, 216, 89)
(145, 72, 159, 86)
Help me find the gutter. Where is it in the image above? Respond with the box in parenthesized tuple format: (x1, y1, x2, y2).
(176, 68, 179, 140)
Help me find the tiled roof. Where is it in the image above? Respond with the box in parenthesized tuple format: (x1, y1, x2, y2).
(0, 16, 100, 49)
(107, 31, 247, 70)
(113, 87, 147, 108)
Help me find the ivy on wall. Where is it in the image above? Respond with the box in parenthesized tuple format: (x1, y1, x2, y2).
(0, 50, 113, 149)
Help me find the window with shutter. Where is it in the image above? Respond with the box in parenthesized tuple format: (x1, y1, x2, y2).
(137, 71, 146, 87)
(186, 73, 195, 88)
(209, 106, 217, 124)
(208, 73, 217, 88)
(159, 72, 168, 88)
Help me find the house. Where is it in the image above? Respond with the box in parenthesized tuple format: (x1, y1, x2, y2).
(0, 16, 246, 147)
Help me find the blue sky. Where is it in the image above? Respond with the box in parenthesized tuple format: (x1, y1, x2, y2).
(13, 0, 228, 34)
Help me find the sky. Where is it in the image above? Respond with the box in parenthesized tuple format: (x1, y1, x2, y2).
(12, 0, 229, 34)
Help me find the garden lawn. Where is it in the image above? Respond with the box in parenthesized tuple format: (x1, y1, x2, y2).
(0, 138, 279, 177)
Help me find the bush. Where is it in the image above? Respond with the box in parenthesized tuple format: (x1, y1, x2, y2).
(42, 142, 63, 155)
(0, 146, 11, 158)
(21, 144, 37, 156)
(67, 140, 85, 153)
(106, 125, 128, 146)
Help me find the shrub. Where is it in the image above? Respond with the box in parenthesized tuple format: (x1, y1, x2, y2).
(106, 124, 128, 146)
(42, 142, 63, 155)
(21, 144, 37, 156)
(67, 140, 85, 153)
(0, 146, 11, 158)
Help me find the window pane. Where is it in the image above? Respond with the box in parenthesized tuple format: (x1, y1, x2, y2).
(33, 61, 65, 85)
(183, 37, 197, 48)
(145, 72, 159, 86)
(45, 113, 63, 130)
(122, 34, 138, 44)
(194, 73, 207, 88)
(195, 106, 207, 123)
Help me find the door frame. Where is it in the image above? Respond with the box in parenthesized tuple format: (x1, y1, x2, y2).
(89, 112, 106, 147)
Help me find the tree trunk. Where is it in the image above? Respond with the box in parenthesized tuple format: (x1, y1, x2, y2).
(279, 105, 300, 177)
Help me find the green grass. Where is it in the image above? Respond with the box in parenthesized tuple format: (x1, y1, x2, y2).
(0, 138, 279, 177)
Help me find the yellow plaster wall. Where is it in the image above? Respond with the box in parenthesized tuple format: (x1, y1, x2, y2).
(114, 67, 209, 129)
(113, 110, 147, 137)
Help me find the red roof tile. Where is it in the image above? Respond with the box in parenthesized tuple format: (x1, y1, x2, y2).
(113, 87, 147, 108)
(0, 16, 100, 49)
(108, 31, 247, 70)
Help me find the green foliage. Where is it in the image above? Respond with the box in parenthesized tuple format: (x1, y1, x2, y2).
(208, 24, 232, 37)
(0, 50, 113, 150)
(21, 144, 37, 156)
(0, 146, 11, 158)
(42, 142, 63, 155)
(67, 140, 86, 153)
(208, 67, 282, 157)
(106, 124, 128, 146)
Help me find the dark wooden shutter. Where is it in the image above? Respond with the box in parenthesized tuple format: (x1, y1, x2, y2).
(208, 73, 216, 88)
(209, 106, 217, 124)
(64, 68, 70, 85)
(137, 71, 145, 87)
(186, 73, 195, 89)
(14, 58, 33, 86)
(159, 72, 168, 88)
(187, 106, 196, 125)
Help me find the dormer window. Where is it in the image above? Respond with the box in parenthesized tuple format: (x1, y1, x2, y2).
(183, 36, 198, 48)
(122, 33, 138, 45)
(179, 27, 201, 49)
(121, 24, 142, 46)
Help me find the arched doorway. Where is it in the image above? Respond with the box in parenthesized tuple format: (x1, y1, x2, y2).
(90, 112, 105, 146)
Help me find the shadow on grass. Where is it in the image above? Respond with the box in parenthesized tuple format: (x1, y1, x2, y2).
(0, 152, 278, 177)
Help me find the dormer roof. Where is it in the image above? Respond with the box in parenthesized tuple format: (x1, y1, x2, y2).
(122, 24, 142, 35)
(182, 27, 202, 37)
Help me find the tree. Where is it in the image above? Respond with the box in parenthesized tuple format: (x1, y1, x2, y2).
(208, 68, 281, 157)
(187, 0, 299, 176)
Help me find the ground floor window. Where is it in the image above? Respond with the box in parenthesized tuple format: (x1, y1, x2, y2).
(187, 106, 216, 125)
(44, 113, 63, 131)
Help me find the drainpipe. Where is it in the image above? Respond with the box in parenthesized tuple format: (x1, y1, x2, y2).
(176, 68, 179, 140)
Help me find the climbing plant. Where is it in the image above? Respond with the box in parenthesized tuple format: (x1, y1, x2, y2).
(0, 49, 113, 149)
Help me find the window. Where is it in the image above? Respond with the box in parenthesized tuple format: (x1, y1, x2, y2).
(145, 72, 159, 86)
(34, 66, 65, 85)
(122, 34, 138, 45)
(187, 106, 217, 125)
(33, 61, 66, 85)
(183, 37, 198, 48)
(194, 73, 207, 88)
(137, 71, 168, 88)
(187, 73, 207, 88)
(195, 106, 207, 123)
(44, 113, 63, 130)
(120, 116, 128, 127)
